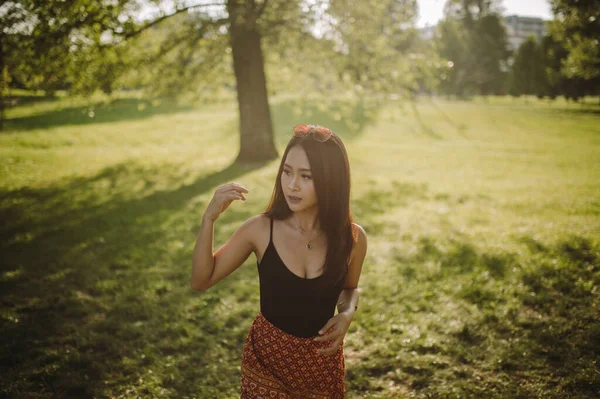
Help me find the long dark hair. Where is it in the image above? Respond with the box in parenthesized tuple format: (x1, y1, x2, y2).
(264, 132, 357, 289)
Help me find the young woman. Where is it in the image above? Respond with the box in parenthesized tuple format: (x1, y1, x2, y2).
(191, 124, 367, 398)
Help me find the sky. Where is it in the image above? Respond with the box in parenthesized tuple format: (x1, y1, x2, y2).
(138, 1, 553, 28)
(417, 0, 553, 27)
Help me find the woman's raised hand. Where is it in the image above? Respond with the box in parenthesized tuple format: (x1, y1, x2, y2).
(204, 183, 249, 222)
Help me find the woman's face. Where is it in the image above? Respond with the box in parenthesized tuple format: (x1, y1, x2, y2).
(281, 145, 318, 213)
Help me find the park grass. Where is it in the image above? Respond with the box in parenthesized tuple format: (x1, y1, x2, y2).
(1, 93, 599, 398)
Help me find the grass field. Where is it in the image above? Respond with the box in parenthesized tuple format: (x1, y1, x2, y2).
(1, 93, 599, 398)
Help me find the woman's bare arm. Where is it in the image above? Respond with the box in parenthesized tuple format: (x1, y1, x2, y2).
(190, 182, 257, 291)
(191, 215, 263, 290)
(337, 224, 368, 315)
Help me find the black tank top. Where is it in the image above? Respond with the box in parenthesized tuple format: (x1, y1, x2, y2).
(257, 217, 345, 338)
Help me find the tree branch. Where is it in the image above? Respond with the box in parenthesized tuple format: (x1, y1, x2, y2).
(256, 0, 269, 18)
(119, 2, 227, 41)
(141, 18, 226, 66)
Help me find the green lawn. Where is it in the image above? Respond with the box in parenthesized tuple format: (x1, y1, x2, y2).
(1, 93, 599, 398)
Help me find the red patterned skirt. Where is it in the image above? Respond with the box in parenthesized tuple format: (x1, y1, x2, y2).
(240, 312, 346, 398)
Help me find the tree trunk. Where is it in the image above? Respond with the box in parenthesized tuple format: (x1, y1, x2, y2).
(227, 0, 278, 164)
(0, 33, 5, 132)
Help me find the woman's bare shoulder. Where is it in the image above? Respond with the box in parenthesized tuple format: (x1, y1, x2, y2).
(351, 222, 367, 240)
(241, 214, 271, 251)
(240, 214, 270, 232)
(351, 222, 367, 255)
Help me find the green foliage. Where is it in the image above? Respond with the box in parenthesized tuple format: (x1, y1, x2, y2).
(470, 14, 511, 94)
(435, 1, 510, 96)
(2, 0, 430, 101)
(524, 33, 599, 101)
(435, 18, 469, 95)
(443, 0, 503, 25)
(1, 0, 138, 94)
(263, 0, 443, 126)
(549, 0, 600, 80)
(121, 11, 232, 101)
(327, 0, 421, 94)
(508, 36, 547, 96)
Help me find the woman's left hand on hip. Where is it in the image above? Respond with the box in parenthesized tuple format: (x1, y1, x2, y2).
(313, 312, 353, 356)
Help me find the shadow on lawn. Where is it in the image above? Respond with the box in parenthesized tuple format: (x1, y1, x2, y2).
(348, 233, 599, 398)
(4, 93, 61, 107)
(409, 101, 443, 140)
(0, 160, 265, 397)
(4, 97, 194, 131)
(542, 106, 600, 118)
(427, 99, 470, 138)
(506, 236, 600, 396)
(6, 95, 376, 137)
(2, 160, 598, 397)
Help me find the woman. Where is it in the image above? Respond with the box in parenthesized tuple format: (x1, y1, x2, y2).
(191, 124, 367, 398)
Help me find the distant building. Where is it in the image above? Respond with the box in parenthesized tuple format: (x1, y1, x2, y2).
(503, 15, 547, 50)
(419, 15, 548, 51)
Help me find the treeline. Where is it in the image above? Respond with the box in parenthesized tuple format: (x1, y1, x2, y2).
(2, 0, 598, 102)
(508, 35, 598, 101)
(433, 0, 600, 100)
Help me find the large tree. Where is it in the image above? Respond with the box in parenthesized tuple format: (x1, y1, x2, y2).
(2, 0, 278, 162)
(508, 36, 547, 97)
(2, 0, 425, 161)
(435, 18, 470, 95)
(226, 0, 277, 162)
(549, 0, 600, 81)
(435, 0, 509, 96)
(539, 33, 596, 101)
(443, 0, 503, 27)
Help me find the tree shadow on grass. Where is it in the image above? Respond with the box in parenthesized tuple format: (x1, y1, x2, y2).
(4, 97, 194, 132)
(0, 159, 266, 397)
(4, 93, 61, 107)
(505, 235, 600, 396)
(409, 101, 443, 140)
(348, 232, 599, 398)
(541, 106, 600, 118)
(427, 98, 469, 138)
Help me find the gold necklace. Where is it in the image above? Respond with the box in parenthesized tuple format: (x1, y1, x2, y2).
(291, 216, 323, 250)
